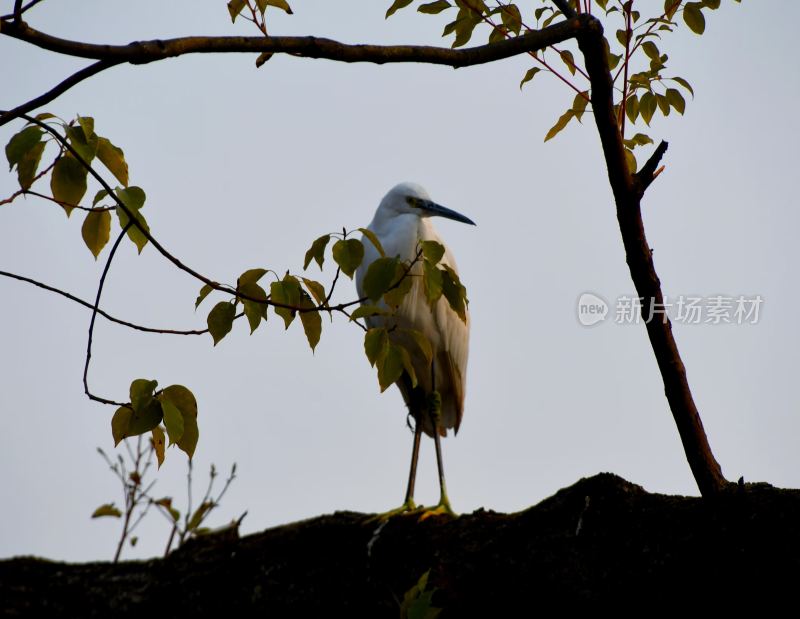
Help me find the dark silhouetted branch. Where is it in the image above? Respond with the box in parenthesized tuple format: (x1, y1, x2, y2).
(576, 18, 728, 496)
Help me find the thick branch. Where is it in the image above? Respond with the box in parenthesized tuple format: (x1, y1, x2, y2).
(576, 18, 728, 496)
(0, 16, 590, 127)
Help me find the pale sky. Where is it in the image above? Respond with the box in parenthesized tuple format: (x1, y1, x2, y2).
(2, 0, 798, 562)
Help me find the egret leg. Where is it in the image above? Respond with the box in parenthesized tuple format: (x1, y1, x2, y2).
(368, 421, 423, 521)
(419, 364, 456, 520)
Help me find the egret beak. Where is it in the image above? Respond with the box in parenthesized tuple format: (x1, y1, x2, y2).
(418, 199, 476, 226)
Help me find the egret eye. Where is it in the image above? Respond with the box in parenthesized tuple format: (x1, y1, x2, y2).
(406, 196, 421, 208)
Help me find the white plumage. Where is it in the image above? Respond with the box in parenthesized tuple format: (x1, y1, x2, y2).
(355, 182, 475, 515)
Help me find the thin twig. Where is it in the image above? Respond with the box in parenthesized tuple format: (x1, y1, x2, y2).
(0, 60, 122, 128)
(83, 225, 132, 407)
(0, 269, 239, 335)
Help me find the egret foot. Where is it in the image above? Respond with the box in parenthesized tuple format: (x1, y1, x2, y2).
(417, 496, 457, 520)
(367, 497, 422, 522)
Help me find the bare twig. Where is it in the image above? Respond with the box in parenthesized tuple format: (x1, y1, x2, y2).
(0, 60, 122, 128)
(83, 225, 132, 408)
(0, 269, 238, 335)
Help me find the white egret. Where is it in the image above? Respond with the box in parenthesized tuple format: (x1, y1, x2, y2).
(356, 182, 475, 517)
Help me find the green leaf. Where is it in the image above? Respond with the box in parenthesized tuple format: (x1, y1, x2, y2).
(625, 94, 639, 123)
(239, 281, 268, 333)
(155, 498, 180, 522)
(639, 91, 657, 125)
(299, 306, 322, 351)
(111, 406, 133, 446)
(386, 0, 413, 18)
(359, 228, 386, 257)
(187, 501, 215, 531)
(115, 186, 149, 253)
(401, 570, 442, 619)
(151, 426, 166, 467)
(5, 126, 42, 170)
(161, 385, 199, 459)
(81, 209, 111, 259)
(616, 28, 629, 47)
(500, 3, 521, 35)
(441, 265, 467, 322)
(238, 268, 268, 286)
(378, 343, 405, 392)
(624, 148, 638, 173)
(265, 0, 292, 13)
(572, 92, 589, 122)
(92, 504, 122, 519)
(421, 240, 445, 265)
(207, 301, 236, 345)
(332, 239, 365, 278)
(16, 141, 46, 191)
(664, 0, 680, 19)
(630, 133, 654, 147)
(665, 87, 686, 114)
(362, 256, 400, 301)
(93, 189, 109, 206)
(195, 283, 214, 309)
(66, 123, 98, 164)
(451, 13, 480, 48)
(51, 155, 88, 215)
(130, 378, 158, 413)
(671, 76, 694, 98)
(418, 0, 451, 13)
(656, 92, 671, 116)
(544, 109, 574, 142)
(304, 234, 331, 270)
(77, 116, 95, 140)
(301, 278, 327, 306)
(702, 0, 720, 9)
(559, 49, 577, 76)
(270, 275, 302, 328)
(382, 262, 414, 308)
(160, 399, 185, 445)
(96, 137, 129, 186)
(364, 328, 389, 368)
(128, 400, 163, 436)
(519, 67, 541, 89)
(351, 304, 390, 321)
(641, 40, 660, 60)
(683, 2, 705, 34)
(227, 0, 246, 21)
(423, 260, 443, 305)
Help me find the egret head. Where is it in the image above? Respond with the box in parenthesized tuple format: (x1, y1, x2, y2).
(379, 182, 476, 226)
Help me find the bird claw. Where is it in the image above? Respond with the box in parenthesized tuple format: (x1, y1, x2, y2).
(417, 499, 457, 521)
(367, 498, 421, 522)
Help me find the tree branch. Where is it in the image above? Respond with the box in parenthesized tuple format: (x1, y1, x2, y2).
(0, 269, 233, 335)
(633, 139, 668, 196)
(0, 59, 123, 128)
(83, 225, 131, 408)
(576, 18, 728, 496)
(0, 16, 590, 127)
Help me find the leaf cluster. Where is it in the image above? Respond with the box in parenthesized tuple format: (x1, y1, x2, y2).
(111, 380, 199, 464)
